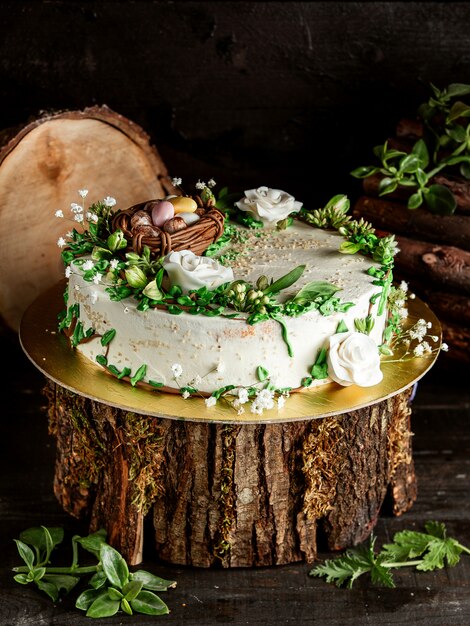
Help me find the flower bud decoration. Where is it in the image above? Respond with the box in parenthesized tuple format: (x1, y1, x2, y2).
(142, 279, 163, 301)
(125, 266, 148, 289)
(107, 229, 127, 253)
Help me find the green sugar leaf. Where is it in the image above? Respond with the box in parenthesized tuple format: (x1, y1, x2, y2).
(256, 366, 269, 382)
(100, 329, 116, 347)
(292, 280, 340, 305)
(264, 265, 306, 295)
(336, 320, 349, 333)
(130, 364, 147, 387)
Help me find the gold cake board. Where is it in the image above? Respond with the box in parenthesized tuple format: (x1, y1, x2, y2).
(20, 281, 440, 425)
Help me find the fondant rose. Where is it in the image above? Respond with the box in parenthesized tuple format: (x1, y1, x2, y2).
(235, 186, 302, 226)
(163, 250, 234, 293)
(327, 331, 383, 387)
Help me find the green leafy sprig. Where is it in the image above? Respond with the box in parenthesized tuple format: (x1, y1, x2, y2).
(310, 520, 470, 589)
(12, 526, 175, 618)
(351, 82, 470, 215)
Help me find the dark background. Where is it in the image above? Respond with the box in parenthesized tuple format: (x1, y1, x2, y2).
(2, 1, 470, 209)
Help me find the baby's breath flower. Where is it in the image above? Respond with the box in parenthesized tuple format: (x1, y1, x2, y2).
(171, 177, 182, 187)
(78, 189, 88, 198)
(192, 374, 202, 386)
(74, 213, 84, 223)
(103, 196, 116, 207)
(57, 237, 67, 248)
(83, 260, 94, 271)
(93, 273, 103, 284)
(91, 291, 99, 304)
(195, 180, 206, 190)
(171, 363, 183, 378)
(87, 212, 99, 223)
(399, 307, 408, 319)
(277, 395, 286, 409)
(110, 259, 119, 270)
(399, 280, 408, 292)
(182, 390, 190, 399)
(70, 202, 82, 213)
(442, 343, 449, 352)
(238, 388, 249, 404)
(205, 396, 217, 408)
(65, 266, 72, 278)
(237, 406, 245, 416)
(207, 178, 216, 188)
(55, 209, 64, 218)
(413, 344, 425, 357)
(216, 361, 226, 374)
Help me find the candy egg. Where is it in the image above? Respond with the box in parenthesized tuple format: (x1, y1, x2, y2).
(178, 211, 200, 226)
(150, 200, 175, 227)
(168, 196, 198, 214)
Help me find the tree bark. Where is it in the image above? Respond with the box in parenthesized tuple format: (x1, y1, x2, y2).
(45, 381, 416, 568)
(393, 235, 470, 294)
(353, 195, 470, 251)
(0, 106, 172, 332)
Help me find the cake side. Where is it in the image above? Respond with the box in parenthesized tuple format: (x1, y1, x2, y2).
(66, 222, 387, 394)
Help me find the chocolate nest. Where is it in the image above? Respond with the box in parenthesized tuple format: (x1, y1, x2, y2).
(111, 196, 226, 257)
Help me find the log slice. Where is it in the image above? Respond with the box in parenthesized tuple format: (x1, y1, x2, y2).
(0, 105, 173, 332)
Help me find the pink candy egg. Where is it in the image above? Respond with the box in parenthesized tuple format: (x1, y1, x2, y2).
(151, 200, 174, 227)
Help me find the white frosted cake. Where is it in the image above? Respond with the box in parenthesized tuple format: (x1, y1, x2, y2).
(58, 182, 404, 411)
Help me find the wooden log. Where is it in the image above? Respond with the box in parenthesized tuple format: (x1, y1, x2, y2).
(353, 195, 470, 251)
(392, 235, 470, 295)
(362, 172, 470, 215)
(44, 381, 416, 568)
(0, 105, 173, 333)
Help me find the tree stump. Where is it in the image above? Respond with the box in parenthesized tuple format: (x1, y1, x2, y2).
(44, 381, 416, 568)
(0, 106, 172, 332)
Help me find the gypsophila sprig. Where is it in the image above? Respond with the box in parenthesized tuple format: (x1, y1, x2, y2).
(12, 525, 176, 618)
(310, 520, 470, 588)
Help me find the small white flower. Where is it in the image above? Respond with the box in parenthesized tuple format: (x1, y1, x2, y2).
(65, 266, 72, 278)
(57, 237, 67, 248)
(237, 407, 245, 416)
(205, 396, 217, 408)
(171, 363, 183, 378)
(442, 343, 449, 352)
(93, 273, 103, 284)
(431, 336, 439, 342)
(74, 213, 84, 223)
(110, 259, 119, 270)
(192, 374, 202, 386)
(250, 403, 263, 415)
(182, 390, 190, 399)
(277, 395, 286, 409)
(195, 180, 206, 190)
(399, 280, 408, 292)
(207, 178, 216, 188)
(216, 361, 226, 374)
(421, 341, 432, 353)
(70, 202, 82, 213)
(91, 291, 98, 304)
(87, 212, 99, 223)
(399, 307, 408, 319)
(238, 388, 249, 404)
(413, 344, 425, 357)
(103, 196, 116, 207)
(83, 260, 94, 271)
(172, 177, 182, 186)
(78, 189, 89, 198)
(409, 293, 416, 299)
(55, 209, 64, 218)
(427, 322, 432, 328)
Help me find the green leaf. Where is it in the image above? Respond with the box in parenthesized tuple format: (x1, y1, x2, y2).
(87, 593, 121, 618)
(292, 281, 340, 305)
(446, 123, 467, 142)
(424, 184, 456, 215)
(310, 535, 395, 589)
(76, 529, 107, 557)
(100, 543, 129, 588)
(19, 527, 64, 555)
(143, 279, 163, 301)
(447, 100, 470, 122)
(350, 165, 379, 178)
(42, 574, 79, 595)
(130, 590, 170, 616)
(263, 265, 306, 295)
(131, 570, 177, 591)
(76, 588, 103, 611)
(107, 586, 124, 600)
(445, 83, 470, 99)
(411, 139, 429, 168)
(378, 177, 397, 195)
(339, 241, 362, 255)
(121, 597, 133, 615)
(123, 579, 144, 600)
(14, 573, 30, 584)
(89, 571, 108, 590)
(14, 540, 35, 570)
(407, 191, 423, 210)
(256, 366, 269, 382)
(100, 329, 116, 347)
(130, 364, 147, 387)
(36, 579, 59, 602)
(336, 320, 348, 333)
(399, 153, 421, 174)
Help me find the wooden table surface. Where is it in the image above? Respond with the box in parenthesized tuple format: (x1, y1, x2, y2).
(1, 329, 469, 626)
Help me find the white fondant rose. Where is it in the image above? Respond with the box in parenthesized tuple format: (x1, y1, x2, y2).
(235, 186, 302, 226)
(163, 250, 234, 293)
(327, 331, 383, 387)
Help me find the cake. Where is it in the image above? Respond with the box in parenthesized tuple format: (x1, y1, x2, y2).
(57, 180, 442, 414)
